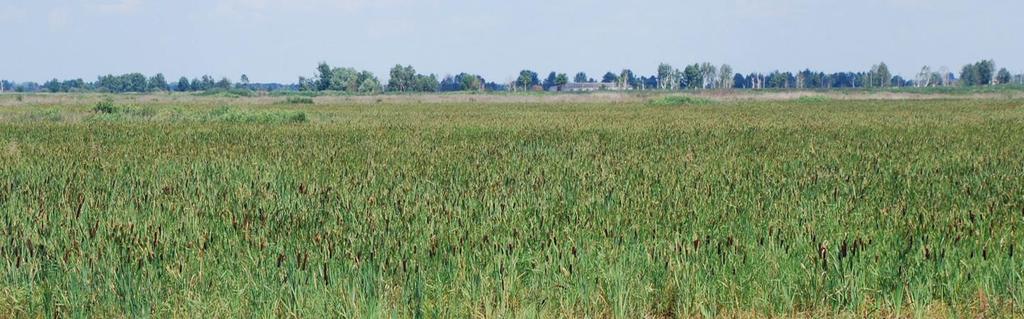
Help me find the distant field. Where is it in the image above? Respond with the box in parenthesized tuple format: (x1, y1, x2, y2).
(1, 94, 1022, 317)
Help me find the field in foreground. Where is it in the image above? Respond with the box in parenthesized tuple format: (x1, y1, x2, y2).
(1, 94, 1022, 317)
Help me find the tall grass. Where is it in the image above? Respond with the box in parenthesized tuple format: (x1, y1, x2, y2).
(0, 98, 1022, 317)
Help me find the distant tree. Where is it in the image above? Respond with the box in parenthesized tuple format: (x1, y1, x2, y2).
(124, 73, 148, 92)
(960, 64, 978, 86)
(439, 73, 485, 91)
(239, 74, 250, 89)
(58, 79, 84, 92)
(329, 67, 359, 91)
(619, 69, 635, 89)
(698, 63, 717, 89)
(682, 64, 702, 89)
(574, 72, 588, 83)
(766, 71, 792, 88)
(543, 72, 557, 90)
(388, 64, 417, 92)
(718, 64, 734, 89)
(148, 73, 168, 91)
(732, 73, 745, 88)
(44, 79, 62, 92)
(916, 66, 932, 87)
(413, 74, 440, 92)
(555, 73, 569, 91)
(517, 70, 538, 90)
(975, 60, 995, 85)
(177, 77, 191, 91)
(358, 72, 382, 93)
(996, 68, 1012, 84)
(458, 73, 484, 91)
(601, 72, 618, 84)
(875, 62, 891, 88)
(298, 76, 316, 91)
(657, 63, 675, 90)
(317, 62, 333, 91)
(215, 77, 232, 89)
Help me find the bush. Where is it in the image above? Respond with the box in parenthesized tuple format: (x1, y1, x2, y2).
(647, 95, 713, 106)
(196, 88, 255, 98)
(93, 100, 117, 114)
(285, 96, 315, 104)
(796, 95, 831, 103)
(28, 109, 63, 122)
(207, 106, 308, 124)
(90, 100, 157, 120)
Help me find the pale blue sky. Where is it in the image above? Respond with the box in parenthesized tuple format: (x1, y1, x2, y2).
(3, 0, 1022, 83)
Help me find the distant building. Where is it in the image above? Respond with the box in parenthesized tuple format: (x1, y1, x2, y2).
(547, 82, 622, 92)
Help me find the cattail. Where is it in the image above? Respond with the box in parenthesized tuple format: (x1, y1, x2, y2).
(818, 242, 828, 270)
(839, 241, 848, 260)
(322, 262, 330, 286)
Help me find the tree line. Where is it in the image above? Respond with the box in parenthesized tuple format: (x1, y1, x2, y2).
(2, 59, 1021, 94)
(296, 63, 505, 93)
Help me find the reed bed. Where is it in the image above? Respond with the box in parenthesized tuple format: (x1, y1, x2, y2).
(0, 97, 1022, 317)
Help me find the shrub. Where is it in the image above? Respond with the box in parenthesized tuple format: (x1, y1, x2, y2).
(207, 106, 308, 124)
(796, 95, 831, 103)
(90, 100, 157, 120)
(197, 88, 255, 98)
(93, 100, 117, 114)
(29, 109, 63, 122)
(285, 96, 315, 104)
(647, 95, 713, 106)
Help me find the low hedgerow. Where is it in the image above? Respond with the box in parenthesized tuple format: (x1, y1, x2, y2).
(207, 106, 308, 124)
(284, 96, 315, 104)
(647, 95, 714, 106)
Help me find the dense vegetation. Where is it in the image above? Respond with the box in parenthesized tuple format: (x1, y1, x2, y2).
(4, 59, 1022, 94)
(0, 95, 1022, 317)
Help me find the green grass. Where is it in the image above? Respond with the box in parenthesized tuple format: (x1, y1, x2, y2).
(282, 96, 315, 105)
(647, 95, 714, 106)
(0, 97, 1022, 317)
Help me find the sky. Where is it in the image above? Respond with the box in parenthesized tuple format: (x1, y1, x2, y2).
(2, 0, 1023, 83)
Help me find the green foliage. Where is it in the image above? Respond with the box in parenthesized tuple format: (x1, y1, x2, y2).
(177, 77, 191, 92)
(601, 71, 618, 84)
(574, 72, 588, 83)
(148, 73, 168, 91)
(996, 68, 1012, 85)
(195, 88, 255, 97)
(206, 106, 307, 124)
(89, 100, 157, 120)
(517, 70, 538, 90)
(647, 95, 713, 106)
(683, 64, 702, 89)
(657, 63, 676, 90)
(555, 73, 569, 89)
(795, 95, 831, 103)
(27, 109, 64, 122)
(1, 98, 1022, 317)
(93, 99, 118, 114)
(961, 60, 996, 86)
(284, 96, 315, 104)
